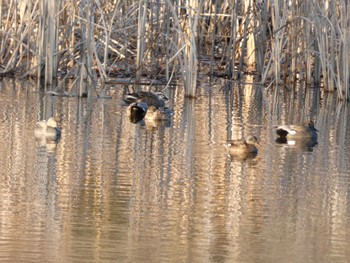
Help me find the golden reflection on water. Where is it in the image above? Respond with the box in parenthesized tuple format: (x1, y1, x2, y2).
(0, 80, 349, 262)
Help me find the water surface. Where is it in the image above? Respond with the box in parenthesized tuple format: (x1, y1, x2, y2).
(0, 79, 349, 262)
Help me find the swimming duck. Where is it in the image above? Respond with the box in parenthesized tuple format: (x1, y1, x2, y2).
(123, 91, 168, 108)
(276, 121, 318, 141)
(34, 117, 61, 141)
(144, 105, 173, 121)
(226, 135, 260, 158)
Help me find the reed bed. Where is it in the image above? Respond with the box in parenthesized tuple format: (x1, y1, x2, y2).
(0, 0, 349, 99)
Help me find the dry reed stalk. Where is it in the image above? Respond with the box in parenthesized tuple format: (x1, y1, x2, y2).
(226, 2, 239, 79)
(95, 0, 109, 81)
(244, 0, 255, 67)
(328, 2, 337, 93)
(254, 1, 269, 76)
(164, 0, 200, 97)
(37, 0, 47, 87)
(334, 0, 349, 100)
(148, 0, 157, 79)
(163, 4, 172, 81)
(271, 1, 288, 85)
(68, 4, 76, 76)
(313, 39, 321, 86)
(302, 2, 313, 85)
(78, 0, 88, 97)
(208, 0, 218, 79)
(86, 0, 96, 85)
(313, 2, 336, 93)
(236, 0, 254, 78)
(288, 0, 298, 85)
(184, 0, 202, 97)
(46, 0, 58, 86)
(36, 0, 59, 87)
(135, 0, 147, 86)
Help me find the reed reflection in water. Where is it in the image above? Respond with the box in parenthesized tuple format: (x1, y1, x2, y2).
(0, 80, 349, 262)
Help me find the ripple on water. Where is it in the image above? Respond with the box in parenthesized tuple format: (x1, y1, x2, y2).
(0, 82, 350, 262)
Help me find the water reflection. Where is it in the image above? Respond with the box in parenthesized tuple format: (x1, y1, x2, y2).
(0, 79, 349, 262)
(275, 136, 318, 152)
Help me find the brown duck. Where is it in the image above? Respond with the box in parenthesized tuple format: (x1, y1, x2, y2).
(226, 135, 260, 158)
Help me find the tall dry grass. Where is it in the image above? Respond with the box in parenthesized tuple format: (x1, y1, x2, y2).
(0, 0, 349, 100)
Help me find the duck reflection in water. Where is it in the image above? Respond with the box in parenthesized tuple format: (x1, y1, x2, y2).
(226, 135, 261, 159)
(35, 138, 59, 153)
(275, 121, 318, 152)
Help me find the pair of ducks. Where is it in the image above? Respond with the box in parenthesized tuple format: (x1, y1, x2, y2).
(125, 91, 172, 123)
(227, 122, 318, 158)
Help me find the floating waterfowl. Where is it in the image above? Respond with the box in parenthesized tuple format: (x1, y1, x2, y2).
(226, 135, 260, 158)
(276, 121, 319, 151)
(144, 105, 173, 121)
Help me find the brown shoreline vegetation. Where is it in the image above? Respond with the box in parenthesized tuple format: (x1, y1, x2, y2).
(0, 1, 349, 99)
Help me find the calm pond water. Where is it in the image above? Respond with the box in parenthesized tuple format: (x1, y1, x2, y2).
(0, 79, 349, 262)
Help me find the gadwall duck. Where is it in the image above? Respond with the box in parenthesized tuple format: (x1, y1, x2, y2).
(276, 121, 318, 141)
(123, 91, 168, 108)
(144, 105, 173, 121)
(226, 135, 260, 158)
(34, 117, 61, 141)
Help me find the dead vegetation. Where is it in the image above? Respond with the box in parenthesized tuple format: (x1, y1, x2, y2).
(0, 0, 349, 99)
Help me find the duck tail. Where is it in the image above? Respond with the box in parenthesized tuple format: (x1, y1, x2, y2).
(128, 102, 148, 123)
(123, 93, 139, 105)
(276, 128, 288, 138)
